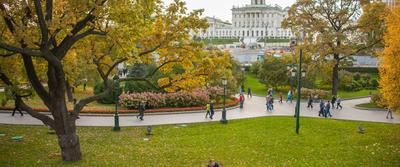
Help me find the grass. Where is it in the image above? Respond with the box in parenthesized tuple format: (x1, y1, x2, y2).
(244, 73, 378, 99)
(0, 117, 399, 166)
(356, 102, 385, 109)
(338, 89, 377, 99)
(0, 86, 117, 110)
(243, 73, 267, 96)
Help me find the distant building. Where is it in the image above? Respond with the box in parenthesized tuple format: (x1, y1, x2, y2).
(231, 0, 293, 39)
(197, 0, 294, 40)
(200, 17, 233, 38)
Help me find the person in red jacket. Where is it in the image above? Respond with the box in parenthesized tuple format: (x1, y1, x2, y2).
(239, 93, 245, 109)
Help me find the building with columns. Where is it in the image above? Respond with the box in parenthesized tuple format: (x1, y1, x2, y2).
(198, 0, 294, 40)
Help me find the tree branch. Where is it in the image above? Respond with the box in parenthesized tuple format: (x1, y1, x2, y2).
(33, 0, 49, 47)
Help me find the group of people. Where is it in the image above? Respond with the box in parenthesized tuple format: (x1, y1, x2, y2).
(266, 88, 274, 112)
(205, 100, 215, 119)
(317, 96, 343, 118)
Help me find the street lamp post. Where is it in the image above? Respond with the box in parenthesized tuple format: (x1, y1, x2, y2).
(287, 64, 296, 91)
(293, 32, 306, 134)
(220, 77, 228, 124)
(113, 75, 120, 131)
(241, 67, 245, 92)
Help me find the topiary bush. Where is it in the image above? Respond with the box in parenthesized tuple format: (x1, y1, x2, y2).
(94, 81, 122, 104)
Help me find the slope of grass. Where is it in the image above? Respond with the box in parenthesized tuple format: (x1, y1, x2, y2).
(0, 117, 399, 166)
(243, 73, 267, 96)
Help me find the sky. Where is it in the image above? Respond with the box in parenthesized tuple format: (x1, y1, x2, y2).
(162, 0, 296, 22)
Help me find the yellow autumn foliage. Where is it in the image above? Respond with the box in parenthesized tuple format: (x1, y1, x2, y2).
(379, 5, 400, 111)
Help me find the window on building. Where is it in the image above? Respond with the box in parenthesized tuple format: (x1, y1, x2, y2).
(252, 31, 254, 37)
(256, 31, 259, 36)
(261, 31, 264, 36)
(247, 31, 249, 36)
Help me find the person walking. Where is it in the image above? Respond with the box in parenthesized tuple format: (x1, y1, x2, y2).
(269, 95, 274, 110)
(210, 100, 215, 119)
(325, 101, 332, 118)
(279, 92, 283, 103)
(307, 95, 313, 110)
(331, 96, 336, 109)
(386, 108, 394, 119)
(137, 101, 145, 121)
(205, 102, 211, 119)
(11, 98, 23, 116)
(286, 90, 293, 103)
(266, 95, 272, 112)
(247, 86, 252, 98)
(319, 99, 325, 117)
(336, 96, 343, 109)
(239, 93, 245, 109)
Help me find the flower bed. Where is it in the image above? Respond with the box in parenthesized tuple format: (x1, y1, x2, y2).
(0, 97, 239, 113)
(119, 90, 212, 109)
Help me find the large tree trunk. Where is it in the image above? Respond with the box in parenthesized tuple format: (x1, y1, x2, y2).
(48, 66, 82, 161)
(65, 81, 74, 102)
(57, 126, 81, 161)
(332, 53, 340, 96)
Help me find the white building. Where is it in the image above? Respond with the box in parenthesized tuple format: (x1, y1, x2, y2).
(200, 17, 233, 38)
(198, 0, 294, 40)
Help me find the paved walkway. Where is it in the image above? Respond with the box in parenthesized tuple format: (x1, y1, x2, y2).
(0, 96, 398, 126)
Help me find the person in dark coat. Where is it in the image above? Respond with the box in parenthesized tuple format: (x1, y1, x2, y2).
(209, 100, 215, 119)
(307, 95, 313, 109)
(137, 101, 145, 121)
(11, 98, 23, 116)
(319, 100, 325, 117)
(331, 96, 336, 109)
(247, 86, 252, 98)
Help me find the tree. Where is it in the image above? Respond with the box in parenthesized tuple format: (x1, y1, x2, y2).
(379, 5, 400, 111)
(0, 0, 209, 161)
(257, 57, 289, 88)
(282, 0, 386, 96)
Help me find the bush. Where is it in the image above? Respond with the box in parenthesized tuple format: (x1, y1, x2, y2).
(295, 88, 329, 100)
(119, 90, 210, 109)
(94, 81, 122, 104)
(124, 81, 162, 93)
(340, 67, 378, 73)
(370, 93, 385, 108)
(370, 79, 379, 89)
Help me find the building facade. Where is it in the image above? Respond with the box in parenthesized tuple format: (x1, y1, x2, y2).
(199, 0, 293, 40)
(383, 0, 399, 7)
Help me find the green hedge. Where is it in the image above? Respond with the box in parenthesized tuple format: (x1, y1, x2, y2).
(340, 67, 378, 73)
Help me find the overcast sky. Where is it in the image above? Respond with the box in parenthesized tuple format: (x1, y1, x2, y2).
(162, 0, 296, 22)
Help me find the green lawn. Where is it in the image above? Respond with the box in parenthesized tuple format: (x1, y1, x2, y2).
(244, 73, 267, 96)
(0, 117, 399, 166)
(338, 89, 377, 99)
(356, 102, 385, 110)
(245, 73, 377, 99)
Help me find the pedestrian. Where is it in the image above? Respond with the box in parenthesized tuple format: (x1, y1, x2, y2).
(239, 93, 245, 109)
(286, 90, 293, 103)
(386, 108, 394, 119)
(82, 78, 88, 91)
(279, 92, 283, 103)
(247, 86, 252, 98)
(336, 96, 343, 109)
(269, 95, 274, 110)
(319, 99, 324, 117)
(307, 95, 313, 110)
(137, 101, 145, 121)
(11, 98, 23, 117)
(331, 95, 336, 109)
(205, 102, 211, 119)
(266, 95, 270, 111)
(210, 100, 215, 119)
(325, 101, 332, 118)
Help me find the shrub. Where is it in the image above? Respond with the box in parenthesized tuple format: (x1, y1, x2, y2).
(370, 93, 385, 108)
(124, 81, 162, 93)
(294, 88, 329, 100)
(370, 79, 379, 89)
(94, 81, 122, 104)
(119, 90, 210, 109)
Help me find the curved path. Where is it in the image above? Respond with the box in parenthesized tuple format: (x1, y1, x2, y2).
(0, 96, 398, 126)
